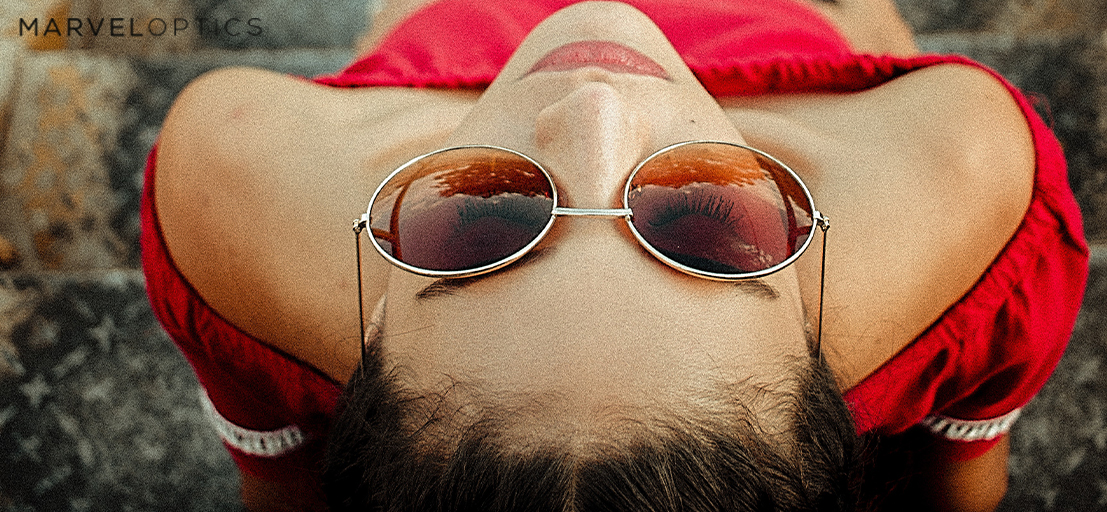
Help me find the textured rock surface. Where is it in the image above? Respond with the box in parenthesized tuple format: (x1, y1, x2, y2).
(1, 0, 1104, 510)
(0, 273, 240, 511)
(0, 52, 136, 272)
(1003, 254, 1107, 510)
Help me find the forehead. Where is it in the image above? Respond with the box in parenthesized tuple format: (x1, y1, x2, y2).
(382, 259, 806, 410)
(372, 331, 808, 451)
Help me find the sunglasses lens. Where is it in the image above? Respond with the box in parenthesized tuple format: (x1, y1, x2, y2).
(627, 143, 815, 276)
(369, 147, 555, 273)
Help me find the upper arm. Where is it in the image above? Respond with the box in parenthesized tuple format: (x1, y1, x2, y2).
(154, 67, 369, 380)
(920, 435, 1011, 512)
(872, 431, 1010, 512)
(241, 469, 329, 512)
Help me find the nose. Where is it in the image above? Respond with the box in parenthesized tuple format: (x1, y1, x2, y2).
(534, 80, 650, 208)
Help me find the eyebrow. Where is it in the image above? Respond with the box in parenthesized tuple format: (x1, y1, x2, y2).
(415, 249, 551, 301)
(415, 249, 779, 301)
(733, 279, 780, 300)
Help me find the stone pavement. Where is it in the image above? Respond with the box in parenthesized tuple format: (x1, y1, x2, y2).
(0, 0, 1104, 510)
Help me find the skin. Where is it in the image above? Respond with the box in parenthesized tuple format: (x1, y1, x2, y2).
(155, 1, 1034, 510)
(383, 5, 812, 444)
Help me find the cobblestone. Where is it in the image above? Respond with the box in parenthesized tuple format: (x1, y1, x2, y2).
(0, 1, 1103, 509)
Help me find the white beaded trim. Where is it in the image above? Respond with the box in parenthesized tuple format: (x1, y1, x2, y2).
(919, 408, 1022, 442)
(199, 389, 307, 457)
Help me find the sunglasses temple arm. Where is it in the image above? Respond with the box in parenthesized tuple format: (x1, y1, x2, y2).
(814, 212, 830, 362)
(353, 219, 368, 357)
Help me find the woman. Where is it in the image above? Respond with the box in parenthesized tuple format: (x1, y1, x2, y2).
(141, 0, 1089, 510)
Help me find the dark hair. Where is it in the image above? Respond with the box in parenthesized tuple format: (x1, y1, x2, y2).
(323, 338, 869, 512)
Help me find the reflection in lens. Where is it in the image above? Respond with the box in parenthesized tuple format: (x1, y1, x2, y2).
(627, 143, 814, 275)
(369, 147, 555, 272)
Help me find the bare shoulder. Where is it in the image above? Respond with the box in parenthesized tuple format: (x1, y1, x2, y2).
(155, 66, 307, 256)
(160, 66, 309, 150)
(156, 66, 328, 192)
(153, 67, 474, 382)
(880, 63, 1035, 198)
(730, 62, 1038, 385)
(160, 66, 381, 161)
(895, 63, 1037, 260)
(159, 65, 466, 164)
(154, 67, 359, 380)
(165, 65, 298, 112)
(840, 63, 1036, 383)
(155, 66, 351, 256)
(842, 62, 1035, 238)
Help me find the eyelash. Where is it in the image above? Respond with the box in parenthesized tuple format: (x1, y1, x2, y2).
(647, 191, 740, 228)
(453, 196, 549, 230)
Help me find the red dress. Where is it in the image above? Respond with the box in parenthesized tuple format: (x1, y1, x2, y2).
(141, 0, 1089, 496)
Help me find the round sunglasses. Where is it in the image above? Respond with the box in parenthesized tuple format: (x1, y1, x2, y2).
(350, 141, 830, 354)
(357, 141, 827, 280)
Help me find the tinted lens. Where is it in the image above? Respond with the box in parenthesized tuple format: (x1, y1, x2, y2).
(626, 142, 815, 276)
(368, 147, 556, 273)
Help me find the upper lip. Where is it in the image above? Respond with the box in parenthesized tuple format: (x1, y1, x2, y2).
(526, 40, 671, 80)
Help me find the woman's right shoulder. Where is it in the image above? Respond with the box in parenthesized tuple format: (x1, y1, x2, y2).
(163, 66, 299, 132)
(151, 67, 476, 382)
(174, 65, 294, 103)
(158, 67, 310, 168)
(162, 67, 351, 154)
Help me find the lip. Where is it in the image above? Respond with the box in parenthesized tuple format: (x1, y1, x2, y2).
(527, 40, 671, 80)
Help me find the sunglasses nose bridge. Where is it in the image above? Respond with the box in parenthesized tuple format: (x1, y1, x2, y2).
(551, 207, 633, 218)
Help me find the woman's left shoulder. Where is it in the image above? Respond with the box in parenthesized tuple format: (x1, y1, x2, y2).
(892, 63, 1035, 183)
(875, 61, 1036, 229)
(788, 62, 1040, 385)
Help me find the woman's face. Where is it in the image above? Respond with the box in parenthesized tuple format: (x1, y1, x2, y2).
(379, 2, 811, 439)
